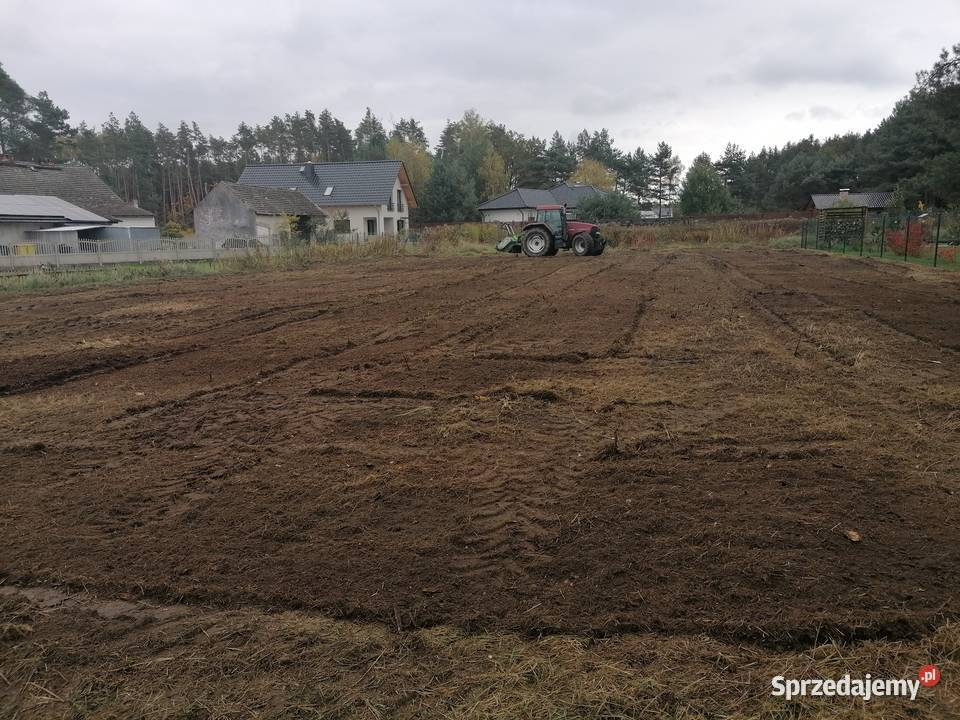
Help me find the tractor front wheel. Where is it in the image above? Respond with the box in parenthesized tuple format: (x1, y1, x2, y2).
(572, 233, 595, 257)
(522, 228, 553, 257)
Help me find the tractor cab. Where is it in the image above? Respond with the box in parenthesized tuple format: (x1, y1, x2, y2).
(536, 204, 566, 238)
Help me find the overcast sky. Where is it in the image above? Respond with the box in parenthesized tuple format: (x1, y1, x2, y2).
(4, 0, 958, 166)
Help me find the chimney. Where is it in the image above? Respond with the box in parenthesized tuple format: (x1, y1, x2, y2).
(839, 188, 850, 201)
(299, 162, 317, 184)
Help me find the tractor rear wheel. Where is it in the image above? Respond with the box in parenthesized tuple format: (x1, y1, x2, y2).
(572, 233, 595, 257)
(522, 228, 553, 257)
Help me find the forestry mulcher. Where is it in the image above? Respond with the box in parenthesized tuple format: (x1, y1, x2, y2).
(496, 205, 606, 257)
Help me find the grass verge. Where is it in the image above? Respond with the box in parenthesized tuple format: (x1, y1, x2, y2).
(0, 235, 495, 293)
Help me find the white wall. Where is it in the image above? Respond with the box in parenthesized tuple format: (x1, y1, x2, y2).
(114, 216, 157, 228)
(254, 214, 291, 245)
(481, 208, 536, 224)
(0, 222, 68, 248)
(0, 222, 35, 246)
(326, 197, 410, 238)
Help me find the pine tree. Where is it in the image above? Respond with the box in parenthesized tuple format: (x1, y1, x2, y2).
(390, 118, 428, 148)
(24, 91, 71, 161)
(680, 153, 735, 216)
(544, 131, 577, 184)
(354, 107, 387, 160)
(0, 62, 28, 155)
(421, 158, 476, 222)
(626, 148, 652, 205)
(714, 143, 747, 205)
(651, 142, 682, 217)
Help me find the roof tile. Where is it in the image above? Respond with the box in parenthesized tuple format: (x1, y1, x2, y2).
(238, 161, 405, 207)
(0, 161, 154, 218)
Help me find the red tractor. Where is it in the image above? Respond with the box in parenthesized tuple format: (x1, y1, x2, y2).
(498, 205, 605, 257)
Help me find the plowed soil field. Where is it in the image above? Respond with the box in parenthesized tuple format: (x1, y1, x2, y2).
(2, 247, 959, 717)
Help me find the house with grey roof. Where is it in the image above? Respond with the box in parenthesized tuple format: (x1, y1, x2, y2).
(0, 194, 111, 254)
(238, 160, 416, 238)
(0, 158, 156, 227)
(808, 189, 892, 212)
(478, 182, 605, 223)
(194, 182, 327, 246)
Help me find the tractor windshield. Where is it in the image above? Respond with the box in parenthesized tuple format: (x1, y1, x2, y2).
(539, 209, 563, 236)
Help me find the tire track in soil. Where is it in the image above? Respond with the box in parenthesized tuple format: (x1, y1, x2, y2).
(720, 252, 960, 355)
(601, 252, 676, 358)
(446, 404, 593, 583)
(0, 262, 535, 398)
(703, 252, 858, 367)
(442, 255, 669, 587)
(105, 259, 598, 434)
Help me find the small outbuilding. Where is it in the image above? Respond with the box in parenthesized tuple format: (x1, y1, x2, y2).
(194, 182, 327, 245)
(0, 194, 110, 254)
(808, 189, 892, 212)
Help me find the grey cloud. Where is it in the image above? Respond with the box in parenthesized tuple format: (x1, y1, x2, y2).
(809, 105, 845, 120)
(2, 0, 959, 167)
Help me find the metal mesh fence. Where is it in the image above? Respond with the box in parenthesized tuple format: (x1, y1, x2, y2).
(801, 210, 960, 269)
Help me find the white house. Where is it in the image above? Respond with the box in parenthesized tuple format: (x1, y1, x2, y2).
(478, 182, 606, 223)
(238, 160, 417, 238)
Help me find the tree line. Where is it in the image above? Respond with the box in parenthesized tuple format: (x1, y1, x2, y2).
(0, 43, 957, 226)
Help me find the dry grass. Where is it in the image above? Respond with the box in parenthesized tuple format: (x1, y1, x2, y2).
(1, 589, 956, 719)
(605, 219, 804, 248)
(0, 233, 494, 294)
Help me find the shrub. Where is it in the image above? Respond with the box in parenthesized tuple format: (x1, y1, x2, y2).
(936, 247, 957, 264)
(601, 219, 801, 247)
(885, 223, 928, 257)
(161, 221, 188, 238)
(577, 193, 639, 224)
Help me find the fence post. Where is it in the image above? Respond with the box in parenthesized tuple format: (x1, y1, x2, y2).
(96, 240, 103, 267)
(860, 216, 866, 256)
(879, 213, 886, 257)
(904, 215, 911, 262)
(802, 221, 807, 249)
(933, 211, 942, 268)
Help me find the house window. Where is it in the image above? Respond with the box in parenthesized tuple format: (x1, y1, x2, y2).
(365, 218, 378, 236)
(397, 189, 404, 212)
(397, 219, 406, 233)
(333, 217, 351, 233)
(387, 197, 394, 211)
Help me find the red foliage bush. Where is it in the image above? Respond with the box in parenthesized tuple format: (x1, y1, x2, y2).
(936, 246, 957, 264)
(885, 223, 928, 257)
